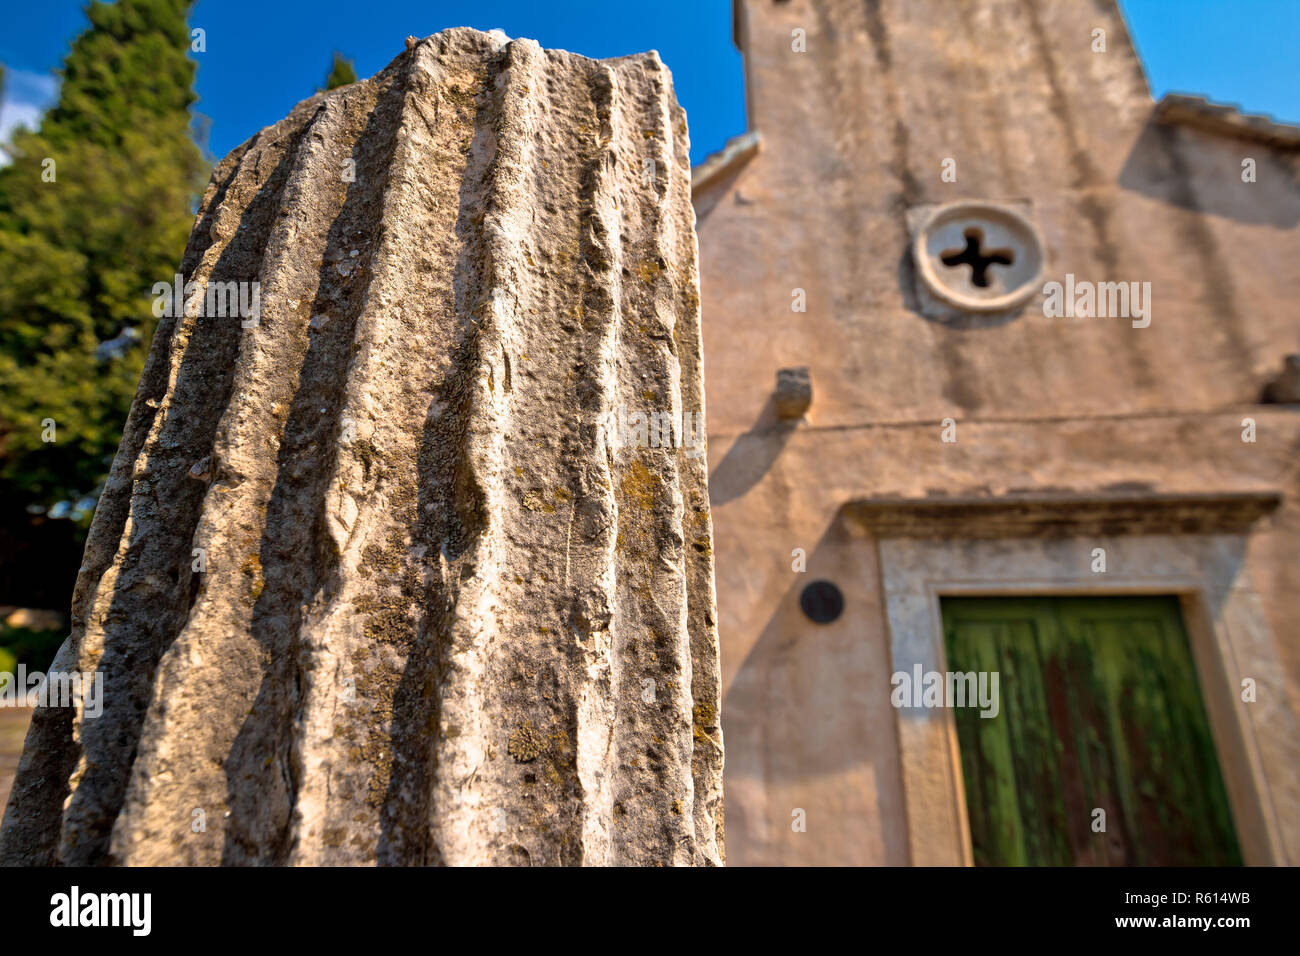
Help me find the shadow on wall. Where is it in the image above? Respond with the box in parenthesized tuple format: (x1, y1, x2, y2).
(721, 510, 909, 865)
(707, 395, 800, 507)
(1118, 113, 1300, 229)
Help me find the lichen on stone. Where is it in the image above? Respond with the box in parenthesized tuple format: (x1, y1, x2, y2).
(508, 721, 547, 763)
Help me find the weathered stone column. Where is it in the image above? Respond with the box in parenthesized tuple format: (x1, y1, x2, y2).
(0, 28, 722, 866)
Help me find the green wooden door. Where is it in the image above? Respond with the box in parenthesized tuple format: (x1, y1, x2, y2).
(941, 595, 1241, 866)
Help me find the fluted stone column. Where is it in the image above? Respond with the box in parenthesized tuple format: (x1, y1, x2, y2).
(0, 28, 722, 866)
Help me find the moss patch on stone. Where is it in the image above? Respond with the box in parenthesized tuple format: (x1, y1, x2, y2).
(620, 459, 659, 511)
(241, 552, 265, 601)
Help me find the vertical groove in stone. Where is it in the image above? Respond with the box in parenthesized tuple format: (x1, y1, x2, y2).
(606, 52, 703, 866)
(0, 27, 721, 868)
(427, 36, 550, 867)
(661, 61, 725, 866)
(287, 30, 501, 866)
(61, 109, 317, 866)
(568, 59, 623, 867)
(0, 134, 264, 868)
(112, 77, 399, 866)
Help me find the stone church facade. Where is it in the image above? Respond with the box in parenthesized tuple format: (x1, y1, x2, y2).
(693, 0, 1300, 865)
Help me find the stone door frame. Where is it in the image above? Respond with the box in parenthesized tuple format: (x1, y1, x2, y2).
(845, 493, 1289, 867)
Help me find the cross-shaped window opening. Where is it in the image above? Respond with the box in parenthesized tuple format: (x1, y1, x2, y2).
(939, 227, 1015, 288)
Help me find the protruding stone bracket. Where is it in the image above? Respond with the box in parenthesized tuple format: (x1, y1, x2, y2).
(773, 366, 811, 420)
(1263, 354, 1300, 404)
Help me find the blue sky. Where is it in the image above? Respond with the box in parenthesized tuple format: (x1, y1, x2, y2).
(1, 0, 1297, 167)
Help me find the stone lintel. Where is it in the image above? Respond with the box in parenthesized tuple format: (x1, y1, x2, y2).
(843, 491, 1282, 539)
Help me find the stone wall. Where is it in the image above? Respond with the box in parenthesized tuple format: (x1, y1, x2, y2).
(700, 0, 1300, 865)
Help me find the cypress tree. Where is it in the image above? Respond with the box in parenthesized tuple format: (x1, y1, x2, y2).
(323, 51, 358, 90)
(0, 0, 206, 606)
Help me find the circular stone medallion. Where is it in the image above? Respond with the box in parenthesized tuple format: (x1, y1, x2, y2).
(913, 201, 1045, 312)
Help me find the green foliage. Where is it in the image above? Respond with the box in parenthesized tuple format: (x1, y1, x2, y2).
(0, 0, 207, 530)
(0, 625, 64, 675)
(323, 51, 358, 91)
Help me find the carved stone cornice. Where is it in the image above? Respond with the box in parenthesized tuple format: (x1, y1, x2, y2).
(843, 491, 1282, 539)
